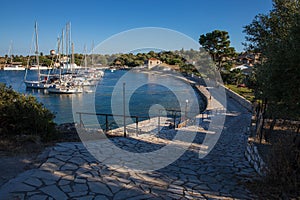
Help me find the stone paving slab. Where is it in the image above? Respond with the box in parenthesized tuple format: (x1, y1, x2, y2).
(0, 91, 257, 199)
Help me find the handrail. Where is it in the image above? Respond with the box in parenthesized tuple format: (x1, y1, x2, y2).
(76, 112, 149, 137)
(76, 112, 148, 119)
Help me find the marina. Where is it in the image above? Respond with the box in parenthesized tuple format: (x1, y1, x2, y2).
(0, 69, 203, 125)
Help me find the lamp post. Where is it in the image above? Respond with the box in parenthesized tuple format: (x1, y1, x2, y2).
(185, 99, 189, 126)
(123, 82, 126, 137)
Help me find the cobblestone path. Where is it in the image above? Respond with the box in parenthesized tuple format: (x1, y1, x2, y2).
(0, 91, 257, 200)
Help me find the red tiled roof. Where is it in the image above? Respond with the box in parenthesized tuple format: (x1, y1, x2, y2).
(149, 58, 159, 61)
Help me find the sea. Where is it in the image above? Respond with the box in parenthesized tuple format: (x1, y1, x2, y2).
(0, 69, 204, 128)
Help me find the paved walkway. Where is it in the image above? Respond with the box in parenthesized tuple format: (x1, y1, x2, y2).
(0, 89, 257, 200)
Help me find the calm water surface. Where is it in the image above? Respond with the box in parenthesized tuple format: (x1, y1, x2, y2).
(0, 70, 203, 127)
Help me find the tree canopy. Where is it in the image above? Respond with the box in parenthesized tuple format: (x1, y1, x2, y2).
(244, 0, 300, 120)
(199, 30, 236, 70)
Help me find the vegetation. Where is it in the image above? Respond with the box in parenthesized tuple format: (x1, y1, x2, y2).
(111, 50, 187, 68)
(244, 0, 300, 198)
(199, 30, 236, 71)
(244, 0, 300, 120)
(0, 83, 57, 142)
(225, 84, 255, 102)
(221, 69, 246, 85)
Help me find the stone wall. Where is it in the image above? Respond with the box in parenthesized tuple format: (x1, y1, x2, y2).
(245, 141, 267, 176)
(222, 85, 253, 111)
(184, 77, 267, 176)
(221, 85, 268, 176)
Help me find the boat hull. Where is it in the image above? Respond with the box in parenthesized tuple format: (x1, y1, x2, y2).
(48, 88, 83, 94)
(24, 81, 51, 89)
(3, 66, 26, 70)
(48, 84, 83, 94)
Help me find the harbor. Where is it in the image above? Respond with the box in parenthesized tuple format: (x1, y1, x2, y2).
(0, 69, 204, 125)
(0, 77, 257, 199)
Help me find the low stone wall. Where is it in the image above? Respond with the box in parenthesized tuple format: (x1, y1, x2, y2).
(220, 86, 268, 176)
(245, 141, 267, 176)
(222, 86, 253, 111)
(193, 84, 209, 111)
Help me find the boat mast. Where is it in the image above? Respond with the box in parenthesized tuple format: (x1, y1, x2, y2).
(4, 41, 13, 69)
(9, 41, 13, 64)
(24, 25, 35, 81)
(84, 44, 87, 70)
(35, 21, 40, 82)
(91, 40, 94, 68)
(65, 23, 69, 72)
(71, 42, 74, 72)
(69, 22, 73, 72)
(60, 29, 64, 80)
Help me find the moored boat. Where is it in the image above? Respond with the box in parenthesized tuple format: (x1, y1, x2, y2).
(24, 22, 51, 89)
(3, 65, 25, 70)
(48, 82, 83, 94)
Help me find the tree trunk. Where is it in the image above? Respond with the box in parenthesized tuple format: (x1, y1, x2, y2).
(266, 118, 276, 142)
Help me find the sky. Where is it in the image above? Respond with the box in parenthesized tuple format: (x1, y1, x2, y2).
(0, 0, 273, 55)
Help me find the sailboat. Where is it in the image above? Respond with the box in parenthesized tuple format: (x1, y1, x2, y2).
(48, 22, 83, 94)
(3, 41, 25, 71)
(24, 22, 51, 89)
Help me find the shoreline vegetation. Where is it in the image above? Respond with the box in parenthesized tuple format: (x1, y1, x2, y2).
(0, 67, 209, 149)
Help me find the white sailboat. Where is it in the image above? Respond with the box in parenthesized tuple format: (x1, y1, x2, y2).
(24, 22, 51, 89)
(3, 41, 25, 71)
(48, 81, 83, 94)
(48, 22, 83, 94)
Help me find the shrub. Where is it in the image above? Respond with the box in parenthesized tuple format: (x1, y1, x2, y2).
(0, 83, 57, 141)
(265, 133, 300, 197)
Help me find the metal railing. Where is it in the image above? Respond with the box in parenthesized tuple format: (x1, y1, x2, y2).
(76, 112, 148, 137)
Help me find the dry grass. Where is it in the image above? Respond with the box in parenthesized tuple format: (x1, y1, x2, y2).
(0, 135, 45, 156)
(248, 120, 300, 199)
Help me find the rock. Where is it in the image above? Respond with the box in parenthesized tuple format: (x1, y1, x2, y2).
(88, 181, 112, 196)
(40, 185, 68, 200)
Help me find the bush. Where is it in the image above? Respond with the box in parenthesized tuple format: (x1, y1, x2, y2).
(0, 83, 57, 141)
(264, 133, 300, 197)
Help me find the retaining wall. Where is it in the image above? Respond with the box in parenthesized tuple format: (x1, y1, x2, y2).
(222, 85, 253, 111)
(245, 142, 267, 176)
(221, 86, 268, 176)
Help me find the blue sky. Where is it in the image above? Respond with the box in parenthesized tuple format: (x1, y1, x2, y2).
(0, 0, 273, 55)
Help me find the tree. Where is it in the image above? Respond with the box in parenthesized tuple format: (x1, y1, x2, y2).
(199, 30, 236, 70)
(244, 0, 300, 120)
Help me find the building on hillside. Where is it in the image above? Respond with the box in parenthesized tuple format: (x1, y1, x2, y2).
(230, 64, 252, 75)
(237, 52, 261, 66)
(155, 63, 180, 71)
(145, 58, 162, 69)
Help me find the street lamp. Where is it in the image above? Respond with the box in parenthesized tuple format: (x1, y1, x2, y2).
(185, 99, 189, 126)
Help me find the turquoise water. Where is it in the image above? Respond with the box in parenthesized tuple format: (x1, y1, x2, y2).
(0, 70, 203, 126)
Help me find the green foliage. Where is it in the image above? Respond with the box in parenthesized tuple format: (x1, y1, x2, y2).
(221, 70, 246, 85)
(110, 51, 187, 68)
(226, 84, 255, 102)
(0, 83, 57, 141)
(199, 30, 236, 70)
(244, 0, 300, 120)
(39, 55, 52, 66)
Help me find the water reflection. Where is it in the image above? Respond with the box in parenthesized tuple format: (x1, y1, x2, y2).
(0, 70, 204, 125)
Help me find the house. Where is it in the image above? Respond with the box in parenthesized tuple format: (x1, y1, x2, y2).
(230, 64, 252, 75)
(155, 63, 180, 71)
(237, 52, 261, 66)
(146, 58, 162, 69)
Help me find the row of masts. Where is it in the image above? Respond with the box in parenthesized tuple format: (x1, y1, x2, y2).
(24, 22, 104, 94)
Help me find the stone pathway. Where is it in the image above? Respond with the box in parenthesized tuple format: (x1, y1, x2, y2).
(0, 89, 257, 200)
